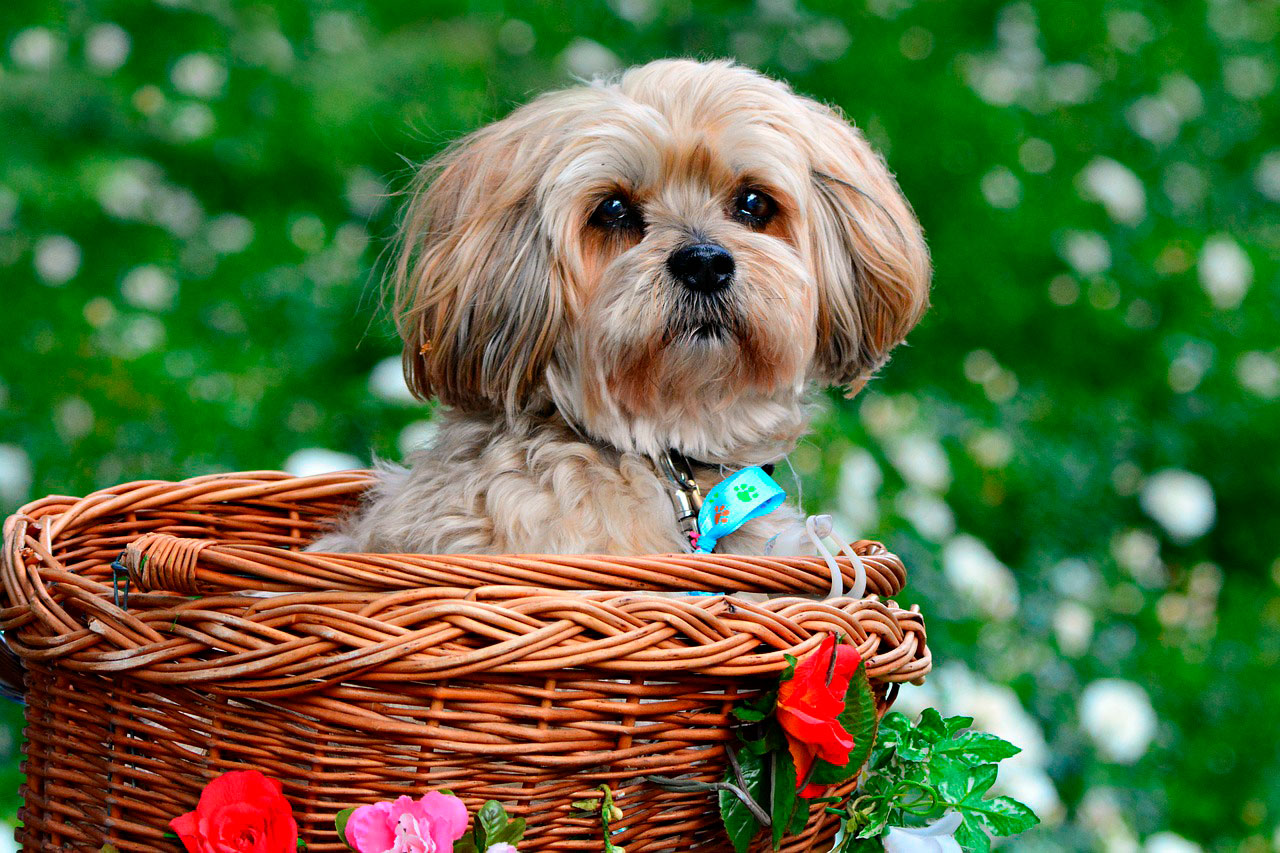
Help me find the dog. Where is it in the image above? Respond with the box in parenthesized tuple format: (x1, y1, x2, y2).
(312, 58, 930, 555)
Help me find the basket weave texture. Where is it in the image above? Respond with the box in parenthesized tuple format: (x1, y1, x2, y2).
(0, 471, 931, 853)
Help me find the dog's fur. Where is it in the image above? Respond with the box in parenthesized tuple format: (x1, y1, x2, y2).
(313, 59, 930, 555)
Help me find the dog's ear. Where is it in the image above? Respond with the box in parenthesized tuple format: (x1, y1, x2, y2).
(393, 100, 571, 413)
(804, 103, 931, 391)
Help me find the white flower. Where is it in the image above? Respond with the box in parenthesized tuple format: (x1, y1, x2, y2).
(0, 445, 33, 506)
(398, 420, 438, 458)
(943, 535, 1019, 620)
(883, 812, 962, 853)
(1080, 158, 1147, 224)
(887, 434, 951, 492)
(208, 213, 254, 254)
(1139, 469, 1216, 542)
(121, 265, 177, 311)
(485, 845, 519, 853)
(9, 27, 63, 70)
(284, 448, 363, 477)
(1197, 236, 1252, 310)
(170, 52, 227, 98)
(1053, 601, 1094, 656)
(896, 489, 955, 542)
(1255, 151, 1280, 202)
(1060, 231, 1111, 276)
(1235, 351, 1280, 399)
(836, 448, 881, 532)
(85, 23, 130, 73)
(369, 356, 417, 404)
(1080, 679, 1157, 764)
(1144, 831, 1201, 853)
(34, 235, 81, 285)
(559, 38, 619, 78)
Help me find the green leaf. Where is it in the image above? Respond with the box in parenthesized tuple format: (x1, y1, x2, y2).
(334, 807, 356, 850)
(781, 654, 798, 681)
(942, 715, 975, 737)
(954, 817, 992, 853)
(960, 795, 1040, 838)
(452, 838, 480, 853)
(917, 708, 947, 743)
(477, 800, 507, 845)
(719, 746, 766, 853)
(936, 732, 1021, 766)
(489, 817, 527, 846)
(733, 707, 767, 722)
(770, 748, 800, 850)
(809, 662, 878, 786)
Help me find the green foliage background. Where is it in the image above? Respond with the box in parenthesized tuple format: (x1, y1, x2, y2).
(1, 0, 1278, 850)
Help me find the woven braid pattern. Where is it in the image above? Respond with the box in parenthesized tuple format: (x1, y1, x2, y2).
(1, 471, 931, 853)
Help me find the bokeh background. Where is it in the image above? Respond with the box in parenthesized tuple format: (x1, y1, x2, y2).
(2, 0, 1278, 850)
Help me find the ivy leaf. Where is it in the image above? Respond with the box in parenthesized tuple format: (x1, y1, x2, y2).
(720, 746, 766, 853)
(770, 748, 800, 850)
(781, 654, 798, 681)
(733, 707, 767, 722)
(942, 715, 975, 737)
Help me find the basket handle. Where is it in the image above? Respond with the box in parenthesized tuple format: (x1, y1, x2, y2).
(122, 533, 216, 595)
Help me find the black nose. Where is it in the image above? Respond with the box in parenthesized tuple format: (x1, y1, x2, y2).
(667, 243, 735, 294)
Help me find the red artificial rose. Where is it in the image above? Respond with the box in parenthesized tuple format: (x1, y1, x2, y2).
(170, 770, 298, 853)
(776, 633, 862, 797)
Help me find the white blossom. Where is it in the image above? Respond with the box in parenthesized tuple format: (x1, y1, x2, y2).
(1235, 351, 1280, 399)
(1080, 679, 1157, 764)
(887, 434, 951, 492)
(121, 265, 177, 311)
(1060, 231, 1111, 276)
(208, 214, 254, 254)
(9, 27, 63, 70)
(1140, 469, 1216, 542)
(559, 38, 619, 78)
(1255, 151, 1280, 202)
(284, 448, 363, 477)
(369, 356, 417, 404)
(837, 447, 882, 532)
(34, 235, 81, 285)
(1144, 831, 1202, 853)
(85, 23, 131, 73)
(0, 445, 33, 506)
(1080, 158, 1147, 224)
(170, 52, 227, 98)
(1053, 601, 1094, 656)
(398, 420, 438, 458)
(942, 535, 1019, 620)
(1197, 236, 1252, 310)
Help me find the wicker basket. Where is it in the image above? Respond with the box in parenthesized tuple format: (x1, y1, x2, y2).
(0, 470, 931, 853)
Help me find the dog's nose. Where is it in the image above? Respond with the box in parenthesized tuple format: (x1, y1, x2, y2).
(667, 243, 735, 294)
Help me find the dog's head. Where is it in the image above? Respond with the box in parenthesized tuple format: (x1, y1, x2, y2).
(394, 59, 930, 461)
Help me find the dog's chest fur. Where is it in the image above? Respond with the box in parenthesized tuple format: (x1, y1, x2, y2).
(311, 410, 799, 555)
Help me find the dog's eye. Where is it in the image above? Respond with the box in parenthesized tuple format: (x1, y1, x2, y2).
(590, 194, 643, 230)
(732, 188, 777, 228)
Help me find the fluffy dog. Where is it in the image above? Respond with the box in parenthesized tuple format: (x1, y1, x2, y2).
(313, 58, 930, 555)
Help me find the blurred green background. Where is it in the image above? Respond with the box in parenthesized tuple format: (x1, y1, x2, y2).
(1, 0, 1278, 850)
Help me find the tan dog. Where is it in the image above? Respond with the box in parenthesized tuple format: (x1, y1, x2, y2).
(314, 59, 930, 555)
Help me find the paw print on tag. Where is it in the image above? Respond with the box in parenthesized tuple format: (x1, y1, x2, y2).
(734, 483, 759, 503)
(713, 504, 730, 524)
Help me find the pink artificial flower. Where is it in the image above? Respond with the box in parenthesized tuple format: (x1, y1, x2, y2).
(344, 793, 469, 853)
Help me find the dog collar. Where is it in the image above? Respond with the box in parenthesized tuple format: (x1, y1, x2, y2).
(658, 450, 784, 553)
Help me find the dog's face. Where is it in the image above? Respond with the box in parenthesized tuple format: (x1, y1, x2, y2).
(395, 59, 930, 462)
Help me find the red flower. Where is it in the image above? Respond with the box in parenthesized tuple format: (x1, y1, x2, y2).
(170, 770, 298, 853)
(776, 634, 862, 797)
